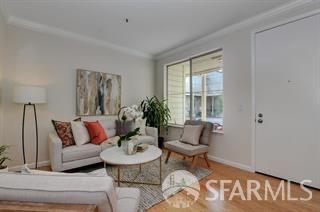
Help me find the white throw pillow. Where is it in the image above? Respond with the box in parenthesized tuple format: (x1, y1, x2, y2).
(180, 125, 204, 145)
(71, 121, 90, 146)
(135, 118, 146, 135)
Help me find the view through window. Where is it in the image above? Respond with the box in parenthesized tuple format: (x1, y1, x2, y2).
(167, 49, 223, 130)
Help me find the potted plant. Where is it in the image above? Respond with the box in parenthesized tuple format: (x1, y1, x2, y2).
(140, 96, 171, 148)
(117, 127, 140, 154)
(0, 145, 10, 172)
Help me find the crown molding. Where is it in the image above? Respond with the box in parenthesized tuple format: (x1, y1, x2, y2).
(1, 0, 313, 60)
(6, 16, 153, 59)
(155, 0, 313, 60)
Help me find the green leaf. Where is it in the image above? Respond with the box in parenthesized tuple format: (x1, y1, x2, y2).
(139, 96, 171, 135)
(117, 128, 140, 147)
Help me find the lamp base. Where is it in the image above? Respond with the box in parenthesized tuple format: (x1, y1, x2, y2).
(22, 103, 39, 169)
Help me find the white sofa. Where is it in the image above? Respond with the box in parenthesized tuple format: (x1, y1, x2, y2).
(49, 118, 158, 172)
(0, 172, 140, 212)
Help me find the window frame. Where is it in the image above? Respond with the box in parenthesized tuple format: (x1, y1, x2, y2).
(166, 48, 224, 133)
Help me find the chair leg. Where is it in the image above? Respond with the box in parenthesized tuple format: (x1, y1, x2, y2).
(204, 153, 210, 168)
(165, 151, 171, 164)
(191, 156, 197, 169)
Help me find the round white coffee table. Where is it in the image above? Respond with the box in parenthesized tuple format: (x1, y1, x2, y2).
(100, 145, 162, 186)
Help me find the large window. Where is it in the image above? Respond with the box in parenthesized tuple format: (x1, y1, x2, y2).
(167, 49, 223, 130)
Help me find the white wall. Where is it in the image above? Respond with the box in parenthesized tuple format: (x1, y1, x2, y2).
(155, 2, 320, 170)
(3, 25, 154, 167)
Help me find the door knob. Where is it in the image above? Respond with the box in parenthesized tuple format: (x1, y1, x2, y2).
(257, 119, 263, 124)
(258, 113, 263, 118)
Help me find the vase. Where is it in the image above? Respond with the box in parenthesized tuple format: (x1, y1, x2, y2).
(121, 139, 138, 155)
(121, 139, 129, 154)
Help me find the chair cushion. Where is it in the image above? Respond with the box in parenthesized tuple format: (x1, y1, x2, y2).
(21, 164, 108, 177)
(62, 144, 101, 162)
(164, 140, 208, 156)
(180, 125, 204, 145)
(0, 172, 117, 212)
(184, 120, 213, 145)
(116, 187, 140, 212)
(137, 135, 155, 145)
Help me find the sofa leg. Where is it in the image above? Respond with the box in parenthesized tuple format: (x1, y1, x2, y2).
(165, 151, 171, 164)
(191, 156, 197, 169)
(204, 153, 210, 168)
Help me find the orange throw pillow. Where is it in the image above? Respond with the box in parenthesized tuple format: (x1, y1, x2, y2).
(84, 121, 107, 145)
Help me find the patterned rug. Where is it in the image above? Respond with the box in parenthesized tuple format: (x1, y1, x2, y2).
(67, 156, 212, 211)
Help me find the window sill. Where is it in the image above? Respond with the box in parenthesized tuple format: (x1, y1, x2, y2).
(168, 124, 224, 135)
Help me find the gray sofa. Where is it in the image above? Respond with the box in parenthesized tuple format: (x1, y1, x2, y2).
(49, 118, 158, 172)
(0, 171, 140, 212)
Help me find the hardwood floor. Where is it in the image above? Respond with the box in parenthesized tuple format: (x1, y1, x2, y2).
(148, 152, 320, 212)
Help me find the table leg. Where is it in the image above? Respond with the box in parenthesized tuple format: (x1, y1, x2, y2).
(117, 167, 120, 187)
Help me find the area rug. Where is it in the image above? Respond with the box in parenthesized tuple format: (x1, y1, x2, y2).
(67, 157, 212, 210)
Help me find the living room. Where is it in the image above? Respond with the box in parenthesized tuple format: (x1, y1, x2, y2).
(0, 0, 319, 211)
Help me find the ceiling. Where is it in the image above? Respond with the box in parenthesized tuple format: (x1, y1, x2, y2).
(1, 0, 293, 58)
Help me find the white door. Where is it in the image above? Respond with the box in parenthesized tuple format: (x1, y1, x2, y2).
(255, 14, 320, 189)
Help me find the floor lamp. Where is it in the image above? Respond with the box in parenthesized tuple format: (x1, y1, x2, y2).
(13, 86, 47, 169)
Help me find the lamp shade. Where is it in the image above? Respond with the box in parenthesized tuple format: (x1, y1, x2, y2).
(13, 86, 47, 104)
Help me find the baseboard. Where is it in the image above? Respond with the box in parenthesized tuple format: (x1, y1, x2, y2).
(8, 157, 253, 173)
(207, 155, 254, 172)
(9, 160, 50, 172)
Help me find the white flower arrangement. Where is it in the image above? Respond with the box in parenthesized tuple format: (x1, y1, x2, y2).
(121, 105, 143, 121)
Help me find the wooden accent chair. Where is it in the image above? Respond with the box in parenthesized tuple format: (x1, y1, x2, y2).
(164, 120, 213, 169)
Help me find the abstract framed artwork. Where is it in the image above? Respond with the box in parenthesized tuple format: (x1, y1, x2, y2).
(76, 69, 121, 116)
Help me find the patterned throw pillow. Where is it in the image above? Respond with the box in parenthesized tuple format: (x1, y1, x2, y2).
(52, 120, 75, 147)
